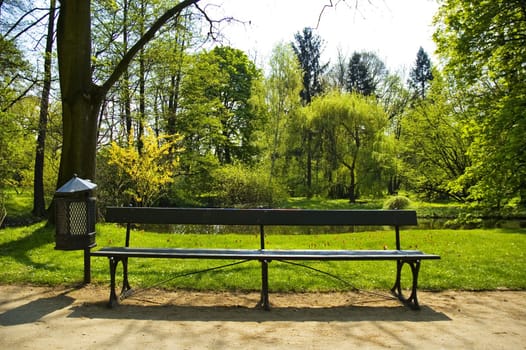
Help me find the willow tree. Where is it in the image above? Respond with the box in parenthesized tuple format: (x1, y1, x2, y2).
(55, 0, 201, 188)
(265, 42, 303, 187)
(309, 92, 388, 202)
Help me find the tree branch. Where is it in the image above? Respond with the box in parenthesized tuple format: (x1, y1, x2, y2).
(4, 7, 49, 40)
(1, 79, 37, 112)
(194, 2, 240, 44)
(100, 0, 201, 95)
(316, 0, 375, 29)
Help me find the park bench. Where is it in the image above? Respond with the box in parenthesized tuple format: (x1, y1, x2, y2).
(91, 207, 440, 310)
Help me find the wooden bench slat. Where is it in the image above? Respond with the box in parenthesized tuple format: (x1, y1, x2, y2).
(91, 247, 440, 261)
(105, 207, 418, 226)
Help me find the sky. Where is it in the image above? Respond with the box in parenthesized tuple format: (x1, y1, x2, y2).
(204, 0, 439, 73)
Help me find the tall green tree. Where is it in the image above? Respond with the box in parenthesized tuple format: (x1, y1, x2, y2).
(408, 47, 433, 99)
(402, 70, 471, 201)
(291, 27, 328, 104)
(1, 18, 32, 198)
(435, 0, 526, 210)
(309, 92, 388, 202)
(33, 0, 56, 218)
(346, 51, 387, 97)
(179, 46, 263, 165)
(291, 27, 328, 194)
(264, 42, 303, 187)
(379, 74, 412, 194)
(149, 11, 194, 137)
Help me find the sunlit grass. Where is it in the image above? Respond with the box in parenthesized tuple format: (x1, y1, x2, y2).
(1, 222, 525, 293)
(283, 197, 384, 209)
(2, 189, 34, 217)
(283, 196, 466, 219)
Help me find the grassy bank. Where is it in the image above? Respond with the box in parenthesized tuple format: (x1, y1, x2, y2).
(0, 222, 525, 292)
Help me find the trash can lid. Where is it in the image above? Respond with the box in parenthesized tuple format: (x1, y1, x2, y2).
(56, 175, 97, 193)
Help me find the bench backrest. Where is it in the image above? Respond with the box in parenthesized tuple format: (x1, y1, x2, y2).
(105, 207, 417, 250)
(105, 207, 417, 227)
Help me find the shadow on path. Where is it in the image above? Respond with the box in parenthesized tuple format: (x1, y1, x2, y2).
(68, 301, 451, 323)
(0, 292, 74, 326)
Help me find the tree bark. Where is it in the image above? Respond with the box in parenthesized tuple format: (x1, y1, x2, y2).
(306, 130, 313, 197)
(56, 0, 101, 187)
(33, 0, 56, 218)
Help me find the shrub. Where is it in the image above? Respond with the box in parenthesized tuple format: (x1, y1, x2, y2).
(96, 128, 183, 208)
(209, 164, 286, 207)
(383, 195, 411, 210)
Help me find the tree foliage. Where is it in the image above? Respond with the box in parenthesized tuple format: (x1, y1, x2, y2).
(309, 92, 388, 202)
(434, 0, 526, 210)
(0, 36, 29, 111)
(346, 51, 387, 97)
(55, 0, 201, 190)
(408, 47, 433, 99)
(0, 98, 38, 191)
(263, 42, 303, 189)
(100, 128, 182, 207)
(178, 46, 263, 166)
(0, 23, 36, 192)
(401, 70, 470, 201)
(292, 27, 328, 104)
(4, 1, 526, 216)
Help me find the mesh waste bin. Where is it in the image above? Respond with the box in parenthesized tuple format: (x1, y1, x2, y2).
(54, 175, 97, 250)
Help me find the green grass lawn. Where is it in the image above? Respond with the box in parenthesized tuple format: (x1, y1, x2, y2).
(0, 222, 525, 293)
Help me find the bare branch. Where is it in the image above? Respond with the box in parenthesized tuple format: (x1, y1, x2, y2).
(315, 0, 376, 29)
(194, 2, 242, 44)
(4, 7, 49, 40)
(195, 2, 218, 40)
(317, 0, 336, 29)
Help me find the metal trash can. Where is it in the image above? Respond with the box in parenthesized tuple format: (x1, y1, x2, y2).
(54, 175, 97, 283)
(55, 175, 97, 250)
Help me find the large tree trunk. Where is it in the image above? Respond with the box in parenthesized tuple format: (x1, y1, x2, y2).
(56, 0, 101, 186)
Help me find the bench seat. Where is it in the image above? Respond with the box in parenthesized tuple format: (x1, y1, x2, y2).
(92, 247, 439, 261)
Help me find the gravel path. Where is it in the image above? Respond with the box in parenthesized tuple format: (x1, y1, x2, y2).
(1, 285, 525, 349)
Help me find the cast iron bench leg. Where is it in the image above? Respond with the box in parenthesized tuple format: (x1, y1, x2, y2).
(108, 257, 119, 308)
(107, 256, 132, 308)
(391, 259, 421, 310)
(257, 260, 270, 310)
(120, 257, 133, 298)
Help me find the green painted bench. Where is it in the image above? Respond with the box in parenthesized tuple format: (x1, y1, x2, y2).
(91, 207, 440, 310)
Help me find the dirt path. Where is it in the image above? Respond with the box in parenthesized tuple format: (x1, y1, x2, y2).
(0, 284, 525, 349)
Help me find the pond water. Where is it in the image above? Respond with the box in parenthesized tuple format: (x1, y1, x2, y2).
(140, 218, 526, 235)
